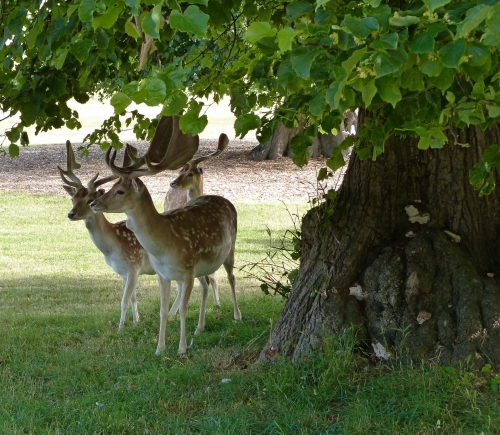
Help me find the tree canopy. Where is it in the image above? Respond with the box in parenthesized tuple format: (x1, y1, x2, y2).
(1, 0, 499, 192)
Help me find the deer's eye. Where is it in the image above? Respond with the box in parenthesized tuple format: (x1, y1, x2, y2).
(87, 199, 93, 204)
(188, 173, 194, 177)
(116, 190, 125, 195)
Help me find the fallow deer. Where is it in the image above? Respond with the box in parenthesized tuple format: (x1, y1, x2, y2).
(58, 140, 155, 330)
(90, 115, 242, 355)
(163, 136, 228, 314)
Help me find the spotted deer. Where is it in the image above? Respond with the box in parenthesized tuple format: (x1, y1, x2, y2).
(90, 115, 241, 355)
(163, 135, 228, 315)
(58, 140, 156, 330)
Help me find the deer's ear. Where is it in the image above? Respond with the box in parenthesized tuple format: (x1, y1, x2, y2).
(132, 179, 141, 193)
(198, 167, 204, 175)
(97, 188, 105, 197)
(62, 185, 77, 197)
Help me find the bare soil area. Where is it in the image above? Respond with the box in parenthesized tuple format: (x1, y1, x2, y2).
(0, 139, 340, 203)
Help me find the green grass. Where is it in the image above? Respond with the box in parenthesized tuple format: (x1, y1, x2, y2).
(1, 192, 499, 434)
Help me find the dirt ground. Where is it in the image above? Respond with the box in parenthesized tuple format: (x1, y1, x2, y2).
(0, 139, 342, 203)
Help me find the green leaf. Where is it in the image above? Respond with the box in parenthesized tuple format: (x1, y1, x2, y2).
(179, 111, 208, 136)
(309, 90, 326, 117)
(425, 0, 451, 12)
(355, 145, 372, 160)
(245, 22, 277, 44)
(234, 114, 261, 138)
(361, 79, 377, 107)
(278, 28, 298, 52)
(326, 147, 345, 172)
(465, 42, 490, 66)
(291, 46, 319, 79)
(389, 15, 419, 27)
(469, 161, 489, 188)
(427, 67, 454, 93)
(26, 20, 44, 50)
(70, 39, 94, 63)
(326, 80, 346, 110)
(170, 6, 208, 37)
(145, 78, 167, 106)
(9, 144, 20, 158)
(375, 76, 402, 107)
(401, 68, 425, 91)
(483, 144, 500, 167)
(125, 21, 140, 40)
(364, 0, 381, 7)
(286, 2, 314, 22)
(373, 49, 407, 77)
(344, 15, 379, 39)
(289, 134, 312, 167)
(110, 92, 132, 114)
(409, 30, 436, 54)
(160, 90, 188, 116)
(456, 5, 491, 39)
(93, 4, 123, 29)
(79, 0, 95, 22)
(419, 54, 444, 77)
(142, 12, 159, 38)
(370, 33, 398, 50)
(341, 46, 368, 74)
(487, 105, 500, 118)
(439, 38, 465, 69)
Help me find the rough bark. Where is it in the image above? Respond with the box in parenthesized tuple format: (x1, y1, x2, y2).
(259, 119, 500, 368)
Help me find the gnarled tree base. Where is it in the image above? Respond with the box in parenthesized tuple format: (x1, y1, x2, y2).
(259, 122, 500, 368)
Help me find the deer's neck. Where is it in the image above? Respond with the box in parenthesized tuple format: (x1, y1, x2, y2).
(84, 212, 117, 255)
(187, 179, 203, 202)
(124, 189, 166, 257)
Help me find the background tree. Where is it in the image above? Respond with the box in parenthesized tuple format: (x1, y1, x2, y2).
(1, 0, 500, 366)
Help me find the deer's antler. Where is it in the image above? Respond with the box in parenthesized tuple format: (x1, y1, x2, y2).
(58, 140, 84, 188)
(107, 115, 199, 178)
(190, 133, 229, 166)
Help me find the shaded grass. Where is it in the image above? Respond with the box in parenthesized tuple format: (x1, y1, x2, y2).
(1, 192, 499, 434)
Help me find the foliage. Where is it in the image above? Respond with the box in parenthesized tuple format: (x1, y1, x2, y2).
(1, 0, 500, 186)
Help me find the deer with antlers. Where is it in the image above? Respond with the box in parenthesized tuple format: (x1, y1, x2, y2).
(162, 138, 227, 315)
(58, 140, 160, 330)
(90, 116, 242, 355)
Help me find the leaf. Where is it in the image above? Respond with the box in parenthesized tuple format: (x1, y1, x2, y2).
(291, 46, 319, 79)
(456, 5, 491, 38)
(487, 105, 500, 118)
(401, 68, 425, 91)
(145, 78, 166, 106)
(326, 147, 345, 172)
(344, 15, 379, 39)
(110, 92, 132, 114)
(469, 161, 489, 189)
(160, 90, 188, 116)
(286, 2, 314, 22)
(234, 114, 261, 138)
(341, 46, 368, 74)
(364, 0, 381, 7)
(170, 6, 208, 37)
(78, 0, 95, 23)
(125, 21, 140, 40)
(418, 54, 444, 77)
(373, 49, 407, 77)
(465, 42, 490, 66)
(425, 0, 451, 12)
(179, 111, 208, 136)
(370, 33, 398, 50)
(309, 90, 326, 117)
(70, 39, 94, 63)
(9, 144, 20, 158)
(389, 15, 419, 27)
(278, 28, 298, 53)
(326, 80, 346, 110)
(142, 11, 159, 38)
(375, 76, 402, 107)
(361, 78, 377, 107)
(483, 144, 500, 167)
(438, 38, 465, 69)
(289, 134, 312, 167)
(93, 4, 123, 29)
(427, 67, 454, 93)
(244, 22, 277, 44)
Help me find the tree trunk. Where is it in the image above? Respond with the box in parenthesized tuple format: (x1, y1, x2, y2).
(259, 119, 500, 369)
(252, 111, 357, 161)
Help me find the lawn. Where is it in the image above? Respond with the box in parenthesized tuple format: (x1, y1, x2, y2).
(1, 192, 499, 434)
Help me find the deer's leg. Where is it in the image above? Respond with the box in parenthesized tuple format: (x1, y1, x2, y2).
(207, 274, 220, 308)
(178, 274, 195, 355)
(168, 280, 183, 316)
(223, 254, 242, 321)
(155, 277, 172, 356)
(195, 276, 210, 335)
(119, 271, 140, 330)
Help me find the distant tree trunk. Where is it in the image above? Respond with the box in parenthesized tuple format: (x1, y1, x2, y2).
(259, 116, 500, 369)
(252, 111, 357, 161)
